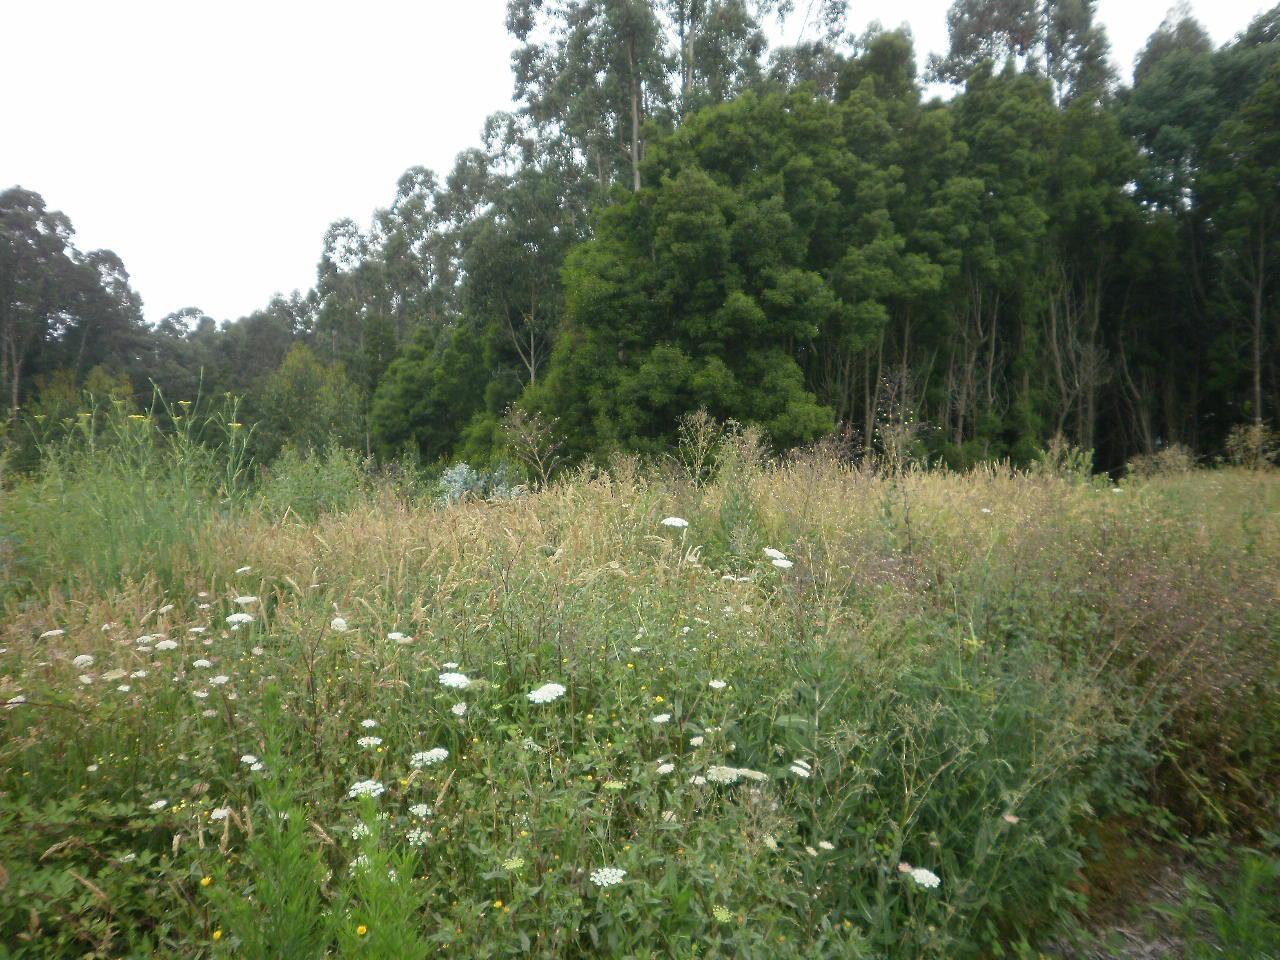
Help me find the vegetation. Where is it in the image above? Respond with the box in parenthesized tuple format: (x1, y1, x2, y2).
(1, 409, 1277, 957)
(4, 2, 1280, 474)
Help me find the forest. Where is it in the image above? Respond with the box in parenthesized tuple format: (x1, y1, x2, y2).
(3, 0, 1279, 473)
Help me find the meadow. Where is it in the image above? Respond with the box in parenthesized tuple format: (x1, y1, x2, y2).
(1, 413, 1277, 958)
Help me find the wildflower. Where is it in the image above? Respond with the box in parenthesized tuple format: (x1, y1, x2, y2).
(188, 626, 207, 635)
(119, 852, 138, 863)
(737, 768, 768, 781)
(410, 748, 449, 768)
(713, 905, 732, 922)
(980, 507, 992, 514)
(250, 762, 264, 772)
(209, 675, 230, 685)
(408, 803, 431, 818)
(210, 807, 231, 821)
(762, 833, 778, 851)
(234, 596, 258, 606)
(212, 929, 223, 941)
(235, 565, 252, 574)
(771, 557, 794, 569)
(387, 631, 410, 642)
(910, 867, 941, 889)
(442, 661, 459, 669)
(1002, 813, 1020, 824)
(331, 617, 349, 632)
(450, 702, 467, 717)
(356, 925, 368, 937)
(818, 841, 835, 851)
(763, 548, 787, 560)
(656, 762, 675, 775)
(589, 867, 627, 887)
(158, 604, 175, 615)
(708, 679, 726, 690)
(200, 875, 212, 887)
(361, 719, 377, 728)
(527, 682, 567, 704)
(690, 775, 707, 785)
(406, 827, 430, 846)
(101, 623, 117, 631)
(651, 713, 671, 724)
(660, 516, 689, 528)
(78, 674, 94, 685)
(155, 639, 178, 651)
(689, 736, 704, 747)
(130, 670, 147, 678)
(347, 779, 385, 799)
(352, 822, 371, 840)
(116, 684, 131, 692)
(789, 758, 812, 778)
(193, 689, 209, 699)
(240, 754, 259, 765)
(226, 613, 254, 627)
(148, 799, 168, 811)
(39, 629, 66, 639)
(201, 709, 217, 718)
(439, 672, 471, 689)
(87, 764, 99, 773)
(193, 658, 213, 669)
(348, 854, 371, 873)
(251, 646, 265, 655)
(706, 766, 741, 784)
(805, 845, 819, 857)
(72, 654, 95, 669)
(357, 736, 382, 748)
(502, 856, 525, 870)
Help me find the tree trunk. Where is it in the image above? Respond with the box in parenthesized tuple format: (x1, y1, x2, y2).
(628, 36, 642, 192)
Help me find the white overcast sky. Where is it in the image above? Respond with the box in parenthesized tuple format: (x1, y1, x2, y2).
(2, 0, 1270, 324)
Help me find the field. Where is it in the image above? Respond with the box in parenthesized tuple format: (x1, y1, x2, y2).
(2, 422, 1278, 958)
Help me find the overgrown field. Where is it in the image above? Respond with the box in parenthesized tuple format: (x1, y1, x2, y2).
(2, 428, 1278, 957)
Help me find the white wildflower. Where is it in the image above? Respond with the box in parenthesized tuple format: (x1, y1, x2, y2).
(527, 682, 567, 704)
(148, 799, 168, 811)
(651, 713, 671, 724)
(78, 674, 94, 685)
(193, 689, 209, 699)
(192, 658, 212, 669)
(706, 765, 742, 784)
(450, 702, 467, 717)
(763, 547, 787, 560)
(158, 603, 175, 615)
(589, 867, 627, 887)
(250, 762, 264, 772)
(410, 748, 449, 768)
(240, 754, 259, 765)
(154, 639, 178, 651)
(116, 684, 131, 692)
(209, 675, 230, 685)
(708, 679, 726, 690)
(234, 596, 258, 606)
(408, 803, 431, 818)
(225, 613, 254, 626)
(351, 822, 371, 840)
(72, 654, 95, 669)
(360, 719, 378, 729)
(330, 617, 349, 633)
(210, 807, 231, 821)
(39, 629, 65, 639)
(235, 566, 252, 574)
(656, 762, 675, 775)
(771, 557, 794, 569)
(439, 672, 471, 689)
(818, 841, 835, 851)
(188, 627, 207, 635)
(660, 516, 689, 528)
(689, 736, 704, 747)
(347, 779, 385, 799)
(130, 670, 147, 679)
(357, 736, 382, 748)
(406, 827, 430, 846)
(251, 646, 265, 656)
(442, 661, 459, 669)
(387, 631, 410, 642)
(910, 867, 941, 889)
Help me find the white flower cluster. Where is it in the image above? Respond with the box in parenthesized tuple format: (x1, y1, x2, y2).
(527, 682, 566, 704)
(347, 779, 385, 799)
(357, 736, 382, 748)
(765, 547, 794, 569)
(789, 758, 812, 778)
(226, 613, 254, 626)
(410, 748, 449, 768)
(439, 672, 471, 689)
(406, 827, 430, 847)
(910, 867, 941, 889)
(589, 867, 627, 887)
(659, 517, 688, 528)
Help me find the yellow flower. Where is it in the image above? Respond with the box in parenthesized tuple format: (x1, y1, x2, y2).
(200, 876, 212, 887)
(356, 924, 368, 937)
(493, 900, 504, 909)
(212, 930, 223, 941)
(653, 695, 664, 703)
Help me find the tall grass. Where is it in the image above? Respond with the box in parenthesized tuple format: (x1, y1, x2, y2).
(0, 411, 1276, 957)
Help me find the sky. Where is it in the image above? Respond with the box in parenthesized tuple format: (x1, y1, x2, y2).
(3, 0, 1271, 325)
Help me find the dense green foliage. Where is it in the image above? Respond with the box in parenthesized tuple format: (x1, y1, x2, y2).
(3, 1, 1279, 476)
(0, 411, 1276, 957)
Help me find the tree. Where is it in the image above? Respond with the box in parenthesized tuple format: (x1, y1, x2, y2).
(252, 343, 365, 460)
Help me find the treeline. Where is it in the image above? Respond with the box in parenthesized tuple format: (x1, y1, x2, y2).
(3, 1, 1278, 472)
